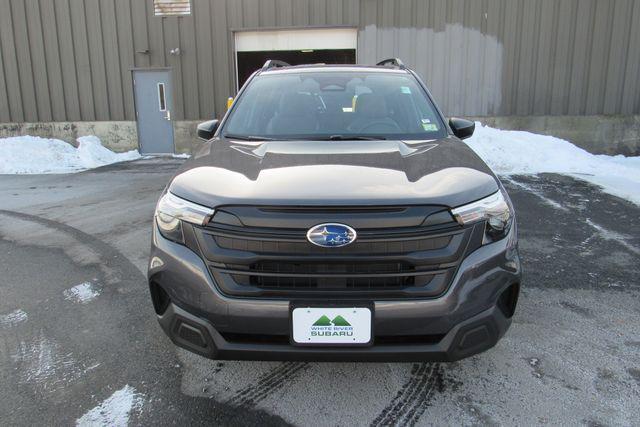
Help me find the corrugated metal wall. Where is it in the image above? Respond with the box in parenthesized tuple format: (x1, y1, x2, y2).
(359, 0, 640, 116)
(0, 0, 638, 123)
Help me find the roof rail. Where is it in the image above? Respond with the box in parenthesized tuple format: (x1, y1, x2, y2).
(376, 58, 406, 69)
(261, 59, 291, 71)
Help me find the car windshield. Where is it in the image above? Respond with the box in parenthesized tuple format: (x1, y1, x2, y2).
(221, 71, 447, 141)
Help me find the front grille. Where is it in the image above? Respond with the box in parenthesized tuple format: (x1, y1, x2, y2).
(229, 261, 431, 290)
(246, 275, 413, 290)
(214, 233, 452, 254)
(249, 261, 412, 275)
(191, 205, 481, 299)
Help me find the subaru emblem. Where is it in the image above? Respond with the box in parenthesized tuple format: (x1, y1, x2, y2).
(306, 223, 357, 248)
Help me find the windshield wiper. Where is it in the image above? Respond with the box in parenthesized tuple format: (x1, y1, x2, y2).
(222, 134, 279, 141)
(224, 134, 387, 141)
(317, 135, 388, 141)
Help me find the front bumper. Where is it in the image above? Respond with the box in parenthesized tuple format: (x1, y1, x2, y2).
(148, 224, 521, 362)
(158, 300, 511, 362)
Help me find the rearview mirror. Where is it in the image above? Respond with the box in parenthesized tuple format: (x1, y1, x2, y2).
(197, 120, 219, 141)
(449, 118, 475, 140)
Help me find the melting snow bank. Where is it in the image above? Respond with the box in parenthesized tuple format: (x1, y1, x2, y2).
(466, 123, 640, 205)
(0, 135, 141, 174)
(77, 385, 144, 426)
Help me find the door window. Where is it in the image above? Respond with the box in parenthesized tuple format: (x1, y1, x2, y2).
(158, 83, 167, 112)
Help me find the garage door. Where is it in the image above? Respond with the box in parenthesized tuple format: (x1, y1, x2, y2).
(234, 28, 358, 89)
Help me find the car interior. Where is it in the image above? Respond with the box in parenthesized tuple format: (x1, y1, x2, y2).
(225, 72, 443, 138)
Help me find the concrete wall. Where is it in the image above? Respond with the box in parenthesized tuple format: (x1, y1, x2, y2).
(0, 120, 191, 154)
(173, 120, 206, 154)
(470, 115, 640, 156)
(3, 116, 639, 156)
(0, 121, 138, 152)
(0, 0, 639, 124)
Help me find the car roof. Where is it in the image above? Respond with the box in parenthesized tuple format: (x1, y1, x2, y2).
(260, 64, 410, 75)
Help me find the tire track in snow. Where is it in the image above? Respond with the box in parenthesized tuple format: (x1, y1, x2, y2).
(502, 178, 640, 256)
(370, 363, 441, 426)
(502, 177, 569, 211)
(370, 363, 430, 426)
(226, 362, 310, 408)
(403, 365, 443, 425)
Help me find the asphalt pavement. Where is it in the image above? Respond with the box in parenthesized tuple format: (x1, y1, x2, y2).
(1, 159, 639, 426)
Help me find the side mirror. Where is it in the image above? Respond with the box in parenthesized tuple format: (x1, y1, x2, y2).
(197, 119, 219, 141)
(449, 118, 475, 140)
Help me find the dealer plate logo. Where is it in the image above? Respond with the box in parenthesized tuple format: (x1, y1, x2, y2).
(311, 315, 353, 338)
(292, 307, 371, 344)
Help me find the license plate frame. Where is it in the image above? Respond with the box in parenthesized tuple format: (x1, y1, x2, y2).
(289, 301, 374, 347)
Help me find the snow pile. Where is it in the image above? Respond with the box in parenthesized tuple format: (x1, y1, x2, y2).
(0, 135, 141, 174)
(77, 385, 144, 427)
(466, 123, 640, 205)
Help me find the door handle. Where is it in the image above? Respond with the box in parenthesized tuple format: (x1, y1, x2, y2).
(165, 110, 171, 121)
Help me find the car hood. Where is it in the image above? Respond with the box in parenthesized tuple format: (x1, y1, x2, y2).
(169, 136, 498, 208)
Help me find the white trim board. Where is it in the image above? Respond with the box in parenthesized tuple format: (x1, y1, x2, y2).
(235, 28, 357, 52)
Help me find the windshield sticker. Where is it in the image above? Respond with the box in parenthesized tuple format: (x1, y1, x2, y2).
(422, 123, 438, 131)
(400, 86, 411, 94)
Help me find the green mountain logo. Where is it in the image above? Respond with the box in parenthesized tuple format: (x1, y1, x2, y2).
(312, 314, 351, 327)
(331, 315, 351, 326)
(313, 315, 332, 326)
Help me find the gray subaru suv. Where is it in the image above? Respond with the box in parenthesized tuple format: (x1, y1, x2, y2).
(148, 59, 521, 362)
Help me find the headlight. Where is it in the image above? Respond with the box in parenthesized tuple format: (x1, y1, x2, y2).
(155, 192, 214, 243)
(451, 189, 513, 243)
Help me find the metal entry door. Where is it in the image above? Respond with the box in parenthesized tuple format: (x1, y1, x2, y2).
(133, 70, 174, 154)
